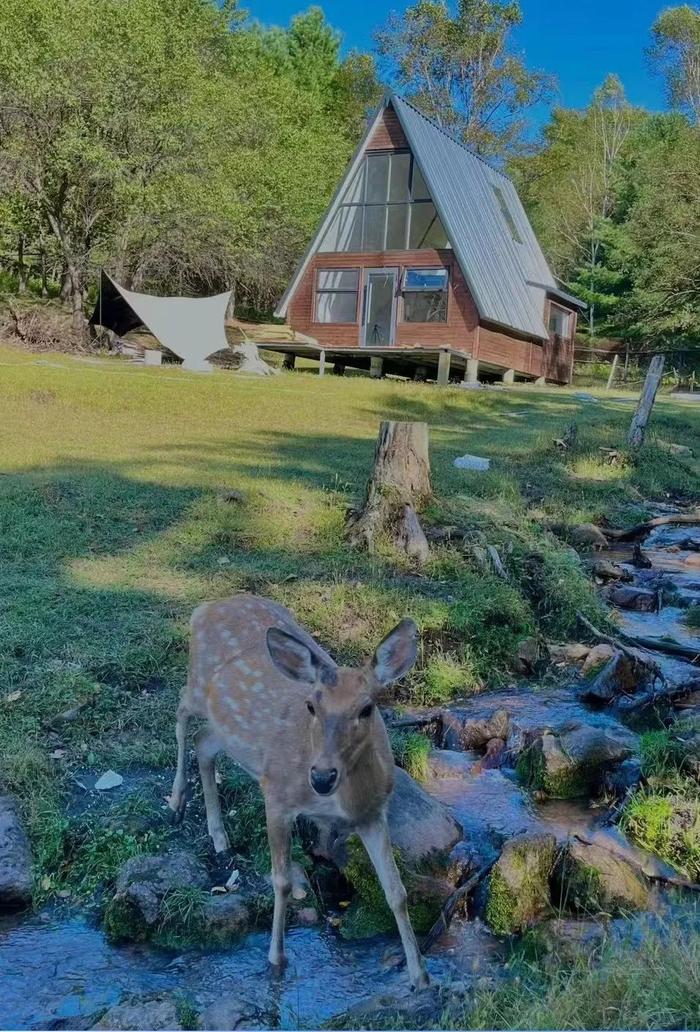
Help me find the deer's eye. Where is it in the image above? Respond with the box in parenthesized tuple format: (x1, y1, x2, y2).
(359, 703, 374, 719)
(306, 702, 316, 716)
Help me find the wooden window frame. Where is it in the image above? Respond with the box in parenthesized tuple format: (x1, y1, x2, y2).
(400, 266, 450, 324)
(314, 267, 360, 325)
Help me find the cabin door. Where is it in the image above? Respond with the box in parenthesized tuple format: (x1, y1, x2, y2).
(361, 269, 398, 347)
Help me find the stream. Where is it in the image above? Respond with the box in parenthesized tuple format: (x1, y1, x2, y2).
(2, 517, 699, 1031)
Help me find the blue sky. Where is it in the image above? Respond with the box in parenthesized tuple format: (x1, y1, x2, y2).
(243, 0, 668, 126)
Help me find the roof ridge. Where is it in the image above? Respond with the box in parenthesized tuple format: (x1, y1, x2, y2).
(389, 93, 513, 184)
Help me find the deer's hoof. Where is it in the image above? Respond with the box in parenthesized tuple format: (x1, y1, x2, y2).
(411, 970, 430, 991)
(169, 797, 187, 825)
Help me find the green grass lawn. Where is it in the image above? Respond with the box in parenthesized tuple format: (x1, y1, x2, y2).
(2, 342, 700, 901)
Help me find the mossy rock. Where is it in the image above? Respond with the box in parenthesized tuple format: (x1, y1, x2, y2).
(555, 838, 651, 915)
(517, 726, 635, 800)
(485, 832, 557, 935)
(339, 834, 445, 940)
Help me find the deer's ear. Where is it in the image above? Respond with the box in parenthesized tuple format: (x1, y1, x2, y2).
(372, 619, 418, 686)
(266, 628, 337, 686)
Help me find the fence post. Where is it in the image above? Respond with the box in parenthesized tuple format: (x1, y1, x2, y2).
(628, 354, 665, 449)
(606, 354, 619, 391)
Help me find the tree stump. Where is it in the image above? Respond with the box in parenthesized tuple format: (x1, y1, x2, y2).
(346, 421, 431, 562)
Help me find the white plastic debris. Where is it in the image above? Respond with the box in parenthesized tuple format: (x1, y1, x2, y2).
(225, 869, 240, 891)
(94, 770, 124, 791)
(453, 454, 491, 471)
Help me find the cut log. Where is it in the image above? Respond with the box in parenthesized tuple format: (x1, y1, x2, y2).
(230, 341, 278, 376)
(346, 421, 431, 562)
(628, 354, 664, 449)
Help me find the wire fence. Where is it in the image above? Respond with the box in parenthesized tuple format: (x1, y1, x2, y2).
(573, 341, 700, 391)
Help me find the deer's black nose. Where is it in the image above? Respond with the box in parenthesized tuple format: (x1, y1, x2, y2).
(310, 767, 338, 795)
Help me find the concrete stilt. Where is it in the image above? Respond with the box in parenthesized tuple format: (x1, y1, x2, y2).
(502, 368, 515, 385)
(464, 358, 479, 384)
(318, 350, 326, 376)
(534, 376, 546, 386)
(437, 350, 451, 386)
(370, 356, 384, 379)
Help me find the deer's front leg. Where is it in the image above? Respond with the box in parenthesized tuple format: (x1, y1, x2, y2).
(265, 800, 293, 969)
(195, 728, 230, 854)
(357, 815, 429, 990)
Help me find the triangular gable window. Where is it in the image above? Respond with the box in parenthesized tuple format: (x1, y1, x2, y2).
(319, 151, 450, 253)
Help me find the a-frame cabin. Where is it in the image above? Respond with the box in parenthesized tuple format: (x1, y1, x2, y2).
(270, 94, 584, 385)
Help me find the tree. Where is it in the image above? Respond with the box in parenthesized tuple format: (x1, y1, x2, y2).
(648, 5, 700, 124)
(511, 76, 638, 336)
(375, 0, 553, 156)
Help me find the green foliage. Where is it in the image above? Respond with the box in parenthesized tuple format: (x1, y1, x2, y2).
(465, 918, 700, 1030)
(648, 5, 700, 123)
(622, 791, 700, 881)
(685, 604, 700, 629)
(389, 729, 432, 781)
(375, 0, 553, 156)
(411, 652, 475, 705)
(0, 0, 374, 316)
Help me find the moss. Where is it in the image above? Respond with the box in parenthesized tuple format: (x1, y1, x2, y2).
(516, 741, 593, 799)
(340, 835, 442, 940)
(485, 865, 520, 935)
(685, 604, 700, 630)
(555, 858, 607, 915)
(411, 652, 474, 705)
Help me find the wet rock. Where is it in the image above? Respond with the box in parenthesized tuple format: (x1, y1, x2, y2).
(607, 585, 658, 612)
(327, 984, 469, 1031)
(581, 644, 617, 677)
(200, 997, 277, 1030)
(514, 637, 545, 675)
(582, 653, 647, 705)
(604, 757, 642, 797)
(583, 825, 685, 883)
(591, 560, 633, 583)
(548, 642, 590, 665)
(537, 917, 608, 963)
(94, 770, 124, 791)
(485, 832, 556, 935)
(104, 851, 209, 940)
(519, 723, 636, 799)
(91, 995, 184, 1031)
(558, 834, 651, 913)
(0, 795, 33, 910)
(296, 906, 319, 925)
(474, 738, 507, 772)
(387, 767, 463, 862)
(571, 524, 608, 551)
(202, 892, 250, 941)
(444, 707, 510, 750)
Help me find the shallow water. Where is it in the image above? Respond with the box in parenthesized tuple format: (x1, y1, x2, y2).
(0, 912, 476, 1030)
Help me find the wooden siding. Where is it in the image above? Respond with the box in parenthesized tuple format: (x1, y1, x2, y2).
(367, 107, 408, 151)
(287, 250, 478, 351)
(476, 324, 543, 378)
(542, 299, 577, 383)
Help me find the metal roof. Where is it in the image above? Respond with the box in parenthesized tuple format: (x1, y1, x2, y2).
(277, 95, 567, 340)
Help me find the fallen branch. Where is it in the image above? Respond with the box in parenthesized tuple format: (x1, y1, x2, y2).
(602, 511, 700, 542)
(421, 861, 496, 954)
(577, 610, 700, 670)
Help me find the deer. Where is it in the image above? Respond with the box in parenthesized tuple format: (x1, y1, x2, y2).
(168, 593, 429, 989)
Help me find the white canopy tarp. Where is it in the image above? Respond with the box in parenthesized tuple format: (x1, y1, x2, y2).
(94, 273, 230, 371)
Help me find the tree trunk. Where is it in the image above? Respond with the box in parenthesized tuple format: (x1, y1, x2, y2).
(628, 354, 665, 449)
(17, 235, 28, 294)
(346, 421, 431, 563)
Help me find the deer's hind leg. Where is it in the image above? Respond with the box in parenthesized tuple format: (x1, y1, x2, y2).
(195, 727, 230, 854)
(168, 701, 191, 821)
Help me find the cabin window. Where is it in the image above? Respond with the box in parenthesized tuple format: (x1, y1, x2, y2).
(492, 185, 524, 245)
(315, 268, 360, 323)
(548, 303, 572, 338)
(402, 267, 448, 322)
(318, 152, 450, 253)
